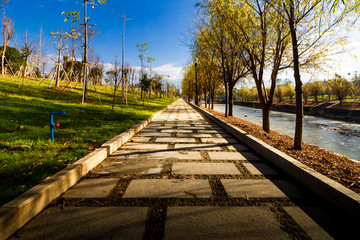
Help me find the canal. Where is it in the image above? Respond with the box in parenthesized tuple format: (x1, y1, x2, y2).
(213, 104, 360, 161)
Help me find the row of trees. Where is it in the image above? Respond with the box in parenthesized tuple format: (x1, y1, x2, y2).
(238, 76, 359, 105)
(182, 0, 357, 149)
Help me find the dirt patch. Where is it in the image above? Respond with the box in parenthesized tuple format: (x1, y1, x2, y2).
(203, 107, 360, 194)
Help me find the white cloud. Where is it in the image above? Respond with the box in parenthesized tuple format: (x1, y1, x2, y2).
(153, 64, 183, 86)
(102, 63, 183, 87)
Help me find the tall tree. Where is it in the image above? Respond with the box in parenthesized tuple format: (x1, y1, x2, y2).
(50, 29, 79, 87)
(120, 15, 132, 101)
(194, 0, 249, 116)
(35, 25, 44, 77)
(147, 56, 155, 98)
(276, 0, 355, 149)
(63, 0, 106, 104)
(111, 57, 120, 114)
(136, 41, 149, 79)
(224, 0, 291, 132)
(1, 12, 14, 76)
(329, 75, 355, 105)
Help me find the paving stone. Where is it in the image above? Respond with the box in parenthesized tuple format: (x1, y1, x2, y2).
(174, 144, 222, 151)
(164, 206, 289, 240)
(227, 144, 250, 151)
(123, 179, 212, 198)
(146, 127, 173, 130)
(129, 137, 151, 142)
(171, 124, 192, 127)
(121, 143, 168, 150)
(177, 133, 213, 138)
(214, 133, 234, 138)
(196, 130, 225, 134)
(284, 207, 333, 240)
(201, 138, 239, 144)
(232, 151, 262, 160)
(63, 178, 119, 198)
(271, 179, 304, 198)
(192, 121, 208, 124)
(162, 129, 193, 133)
(94, 160, 162, 175)
(208, 152, 246, 161)
(221, 179, 288, 198)
(108, 150, 202, 160)
(136, 132, 172, 137)
(172, 163, 241, 175)
(197, 124, 215, 128)
(153, 151, 202, 160)
(176, 126, 208, 130)
(155, 137, 196, 143)
(242, 163, 279, 175)
(11, 207, 147, 240)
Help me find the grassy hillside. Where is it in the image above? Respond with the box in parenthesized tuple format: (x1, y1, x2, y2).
(0, 76, 177, 206)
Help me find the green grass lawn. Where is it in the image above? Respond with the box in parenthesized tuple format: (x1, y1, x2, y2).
(0, 76, 177, 206)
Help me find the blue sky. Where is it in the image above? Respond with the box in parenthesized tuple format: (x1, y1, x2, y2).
(5, 0, 198, 87)
(4, 1, 360, 88)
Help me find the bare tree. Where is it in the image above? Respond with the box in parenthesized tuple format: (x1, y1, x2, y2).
(1, 12, 14, 76)
(63, 0, 106, 104)
(50, 29, 79, 87)
(111, 57, 121, 113)
(18, 31, 36, 90)
(20, 31, 36, 77)
(35, 25, 44, 77)
(147, 56, 155, 98)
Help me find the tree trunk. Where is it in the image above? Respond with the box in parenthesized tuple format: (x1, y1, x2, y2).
(208, 80, 211, 109)
(224, 80, 228, 117)
(82, 0, 89, 104)
(55, 48, 62, 88)
(204, 90, 207, 108)
(262, 107, 271, 133)
(211, 87, 215, 109)
(2, 45, 6, 76)
(289, 1, 303, 150)
(199, 89, 202, 106)
(228, 82, 234, 116)
(111, 81, 117, 114)
(122, 78, 125, 100)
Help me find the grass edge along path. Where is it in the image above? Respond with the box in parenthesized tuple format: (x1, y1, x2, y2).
(202, 107, 360, 194)
(0, 76, 177, 206)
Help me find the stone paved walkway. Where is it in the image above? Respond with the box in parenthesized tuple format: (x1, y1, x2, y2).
(10, 99, 358, 239)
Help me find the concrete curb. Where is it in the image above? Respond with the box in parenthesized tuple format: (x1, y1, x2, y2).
(0, 99, 179, 240)
(188, 102, 360, 218)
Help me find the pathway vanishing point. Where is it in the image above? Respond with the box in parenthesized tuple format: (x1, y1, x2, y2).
(10, 99, 359, 239)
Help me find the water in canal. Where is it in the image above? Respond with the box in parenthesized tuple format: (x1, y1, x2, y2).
(213, 104, 360, 161)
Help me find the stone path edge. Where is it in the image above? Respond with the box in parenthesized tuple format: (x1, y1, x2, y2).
(0, 99, 180, 240)
(188, 101, 360, 219)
